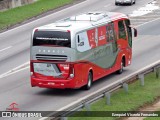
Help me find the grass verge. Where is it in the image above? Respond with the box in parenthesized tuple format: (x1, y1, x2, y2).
(0, 0, 74, 30)
(69, 72, 160, 120)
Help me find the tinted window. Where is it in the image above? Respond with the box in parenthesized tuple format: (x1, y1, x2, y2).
(106, 22, 117, 52)
(118, 20, 126, 40)
(33, 31, 71, 47)
(106, 23, 116, 42)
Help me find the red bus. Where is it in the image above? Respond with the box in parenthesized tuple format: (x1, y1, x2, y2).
(30, 11, 137, 89)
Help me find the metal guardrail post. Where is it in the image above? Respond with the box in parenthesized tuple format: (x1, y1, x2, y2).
(84, 103, 91, 116)
(123, 83, 128, 93)
(60, 117, 67, 120)
(105, 92, 110, 105)
(156, 68, 160, 79)
(138, 74, 144, 86)
(84, 103, 90, 110)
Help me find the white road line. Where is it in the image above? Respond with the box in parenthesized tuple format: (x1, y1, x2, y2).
(137, 17, 160, 27)
(104, 4, 111, 8)
(0, 46, 12, 52)
(0, 66, 30, 79)
(0, 62, 29, 79)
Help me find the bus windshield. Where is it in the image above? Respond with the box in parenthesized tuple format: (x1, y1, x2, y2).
(33, 31, 71, 47)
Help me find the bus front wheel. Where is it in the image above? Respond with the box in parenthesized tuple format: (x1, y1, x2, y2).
(117, 59, 124, 74)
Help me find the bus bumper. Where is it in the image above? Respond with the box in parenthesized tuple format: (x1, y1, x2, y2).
(31, 77, 77, 89)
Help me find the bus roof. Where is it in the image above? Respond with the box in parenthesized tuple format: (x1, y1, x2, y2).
(35, 11, 128, 32)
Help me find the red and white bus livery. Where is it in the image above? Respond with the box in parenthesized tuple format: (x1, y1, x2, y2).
(30, 11, 137, 89)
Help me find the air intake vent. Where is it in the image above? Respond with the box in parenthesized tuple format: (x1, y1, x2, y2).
(87, 12, 101, 15)
(36, 54, 67, 61)
(70, 12, 108, 22)
(55, 23, 71, 27)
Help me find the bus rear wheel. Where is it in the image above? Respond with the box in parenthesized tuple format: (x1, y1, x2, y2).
(84, 72, 92, 90)
(129, 1, 133, 5)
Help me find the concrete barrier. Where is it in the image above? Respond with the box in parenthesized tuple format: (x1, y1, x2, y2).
(0, 0, 37, 11)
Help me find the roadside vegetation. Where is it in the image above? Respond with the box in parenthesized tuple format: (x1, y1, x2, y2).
(69, 72, 160, 120)
(0, 0, 74, 30)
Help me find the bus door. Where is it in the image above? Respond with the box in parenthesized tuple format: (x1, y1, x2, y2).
(117, 19, 132, 66)
(125, 19, 132, 48)
(117, 20, 128, 48)
(124, 19, 132, 65)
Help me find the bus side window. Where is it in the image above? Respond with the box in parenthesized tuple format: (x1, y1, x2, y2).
(106, 23, 115, 42)
(106, 23, 117, 52)
(106, 24, 112, 42)
(118, 20, 127, 40)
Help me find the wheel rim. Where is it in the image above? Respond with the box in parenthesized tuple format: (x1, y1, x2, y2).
(120, 61, 123, 73)
(88, 73, 92, 87)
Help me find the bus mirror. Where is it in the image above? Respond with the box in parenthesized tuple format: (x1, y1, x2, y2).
(129, 25, 137, 37)
(134, 28, 137, 37)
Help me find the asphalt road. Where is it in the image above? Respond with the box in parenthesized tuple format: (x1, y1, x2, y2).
(0, 0, 160, 119)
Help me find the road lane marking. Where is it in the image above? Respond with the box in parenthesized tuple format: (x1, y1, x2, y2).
(0, 62, 29, 79)
(130, 1, 159, 17)
(0, 46, 12, 52)
(104, 4, 111, 8)
(0, 66, 30, 79)
(137, 16, 160, 27)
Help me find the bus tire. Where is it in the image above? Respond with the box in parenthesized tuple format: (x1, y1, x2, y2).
(84, 72, 92, 90)
(117, 59, 124, 74)
(129, 1, 133, 5)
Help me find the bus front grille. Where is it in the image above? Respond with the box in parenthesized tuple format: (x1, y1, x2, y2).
(36, 54, 67, 61)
